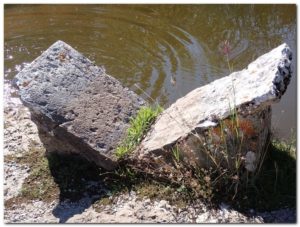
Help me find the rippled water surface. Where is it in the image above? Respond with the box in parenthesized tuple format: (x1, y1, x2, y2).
(4, 4, 296, 139)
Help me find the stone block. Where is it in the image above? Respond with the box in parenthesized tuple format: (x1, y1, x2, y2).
(137, 43, 292, 172)
(14, 40, 145, 170)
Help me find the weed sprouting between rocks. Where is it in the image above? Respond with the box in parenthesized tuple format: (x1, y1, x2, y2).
(115, 105, 163, 158)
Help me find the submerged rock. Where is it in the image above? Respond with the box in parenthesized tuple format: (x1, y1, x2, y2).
(137, 43, 292, 171)
(14, 40, 144, 170)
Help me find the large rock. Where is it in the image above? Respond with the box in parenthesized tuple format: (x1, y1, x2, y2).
(136, 43, 292, 172)
(14, 40, 145, 170)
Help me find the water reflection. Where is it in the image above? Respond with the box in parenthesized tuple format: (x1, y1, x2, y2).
(4, 4, 296, 139)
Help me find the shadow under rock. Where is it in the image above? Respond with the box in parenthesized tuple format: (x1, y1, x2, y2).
(212, 141, 296, 223)
(46, 152, 110, 223)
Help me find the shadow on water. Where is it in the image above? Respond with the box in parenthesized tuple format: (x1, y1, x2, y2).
(46, 152, 110, 223)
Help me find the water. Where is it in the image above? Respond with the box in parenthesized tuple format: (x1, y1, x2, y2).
(4, 4, 296, 140)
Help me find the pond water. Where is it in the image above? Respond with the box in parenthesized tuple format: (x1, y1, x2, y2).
(4, 4, 296, 140)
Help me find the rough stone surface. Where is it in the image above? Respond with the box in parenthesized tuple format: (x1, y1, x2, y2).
(14, 40, 145, 170)
(137, 43, 292, 170)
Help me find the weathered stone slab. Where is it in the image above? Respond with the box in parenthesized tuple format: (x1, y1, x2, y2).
(14, 40, 145, 170)
(137, 43, 292, 171)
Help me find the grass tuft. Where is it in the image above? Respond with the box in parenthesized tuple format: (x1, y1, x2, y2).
(116, 105, 163, 158)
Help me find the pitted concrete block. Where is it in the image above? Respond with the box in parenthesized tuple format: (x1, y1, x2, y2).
(14, 40, 145, 170)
